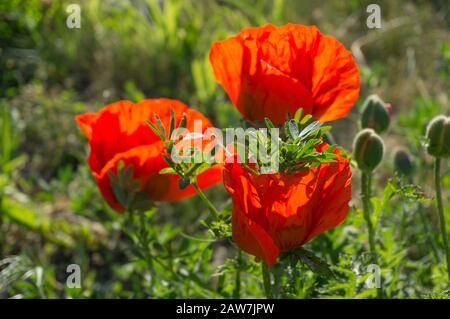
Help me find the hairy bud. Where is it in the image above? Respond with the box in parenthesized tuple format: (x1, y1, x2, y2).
(361, 94, 390, 134)
(425, 115, 450, 158)
(394, 149, 415, 177)
(353, 129, 384, 172)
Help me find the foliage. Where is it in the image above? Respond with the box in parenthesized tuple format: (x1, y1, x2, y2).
(0, 0, 449, 299)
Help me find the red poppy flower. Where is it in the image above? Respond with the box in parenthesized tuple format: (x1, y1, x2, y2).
(210, 23, 360, 125)
(223, 144, 352, 266)
(76, 99, 223, 212)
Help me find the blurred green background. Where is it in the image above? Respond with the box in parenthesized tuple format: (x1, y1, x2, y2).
(0, 0, 449, 298)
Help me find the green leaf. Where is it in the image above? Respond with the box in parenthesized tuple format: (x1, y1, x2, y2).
(293, 247, 335, 279)
(326, 144, 337, 153)
(300, 114, 313, 125)
(294, 108, 303, 123)
(165, 140, 174, 153)
(299, 121, 322, 140)
(162, 154, 173, 166)
(285, 119, 299, 139)
(169, 108, 175, 137)
(264, 117, 275, 129)
(184, 162, 203, 177)
(154, 114, 166, 140)
(108, 171, 127, 207)
(1, 104, 12, 167)
(159, 167, 177, 175)
(146, 119, 165, 141)
(195, 163, 213, 175)
(119, 164, 133, 186)
(178, 113, 187, 129)
(0, 255, 32, 292)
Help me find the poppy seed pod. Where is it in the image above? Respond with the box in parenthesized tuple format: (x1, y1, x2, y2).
(361, 94, 390, 133)
(394, 149, 415, 177)
(353, 129, 384, 172)
(425, 115, 450, 158)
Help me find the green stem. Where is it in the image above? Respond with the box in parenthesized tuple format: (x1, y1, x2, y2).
(261, 262, 273, 298)
(136, 209, 155, 271)
(418, 202, 440, 263)
(288, 255, 299, 296)
(192, 181, 220, 220)
(434, 158, 450, 284)
(362, 172, 376, 260)
(362, 172, 383, 298)
(233, 250, 242, 299)
(399, 203, 408, 242)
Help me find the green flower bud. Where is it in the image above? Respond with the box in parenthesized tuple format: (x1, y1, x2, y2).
(353, 129, 385, 172)
(425, 115, 450, 158)
(361, 94, 390, 134)
(394, 149, 415, 177)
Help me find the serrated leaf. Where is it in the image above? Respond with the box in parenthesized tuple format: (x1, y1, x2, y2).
(294, 247, 335, 279)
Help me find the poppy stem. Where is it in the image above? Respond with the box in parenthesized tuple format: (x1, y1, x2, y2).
(417, 202, 440, 263)
(261, 262, 273, 299)
(192, 181, 221, 220)
(361, 172, 376, 260)
(233, 249, 242, 299)
(362, 171, 385, 298)
(434, 158, 450, 284)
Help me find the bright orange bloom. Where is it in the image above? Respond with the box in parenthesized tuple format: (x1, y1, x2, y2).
(210, 23, 360, 125)
(76, 99, 223, 212)
(223, 144, 352, 266)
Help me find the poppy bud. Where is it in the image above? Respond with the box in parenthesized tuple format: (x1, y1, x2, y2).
(394, 149, 414, 177)
(361, 94, 390, 133)
(353, 129, 384, 172)
(425, 115, 450, 158)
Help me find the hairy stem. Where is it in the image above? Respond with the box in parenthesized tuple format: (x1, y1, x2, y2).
(362, 172, 376, 259)
(362, 171, 383, 298)
(262, 262, 273, 298)
(192, 181, 220, 220)
(435, 158, 450, 284)
(233, 249, 242, 299)
(418, 203, 440, 263)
